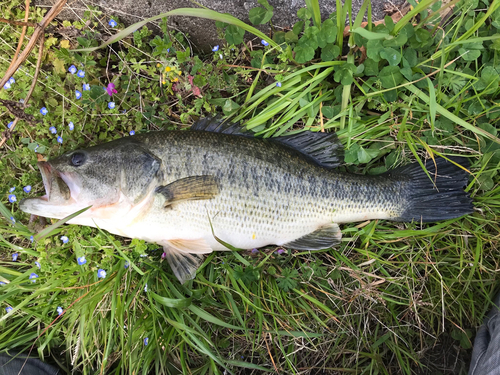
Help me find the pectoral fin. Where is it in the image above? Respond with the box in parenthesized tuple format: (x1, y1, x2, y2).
(283, 223, 342, 250)
(162, 238, 213, 283)
(156, 176, 219, 207)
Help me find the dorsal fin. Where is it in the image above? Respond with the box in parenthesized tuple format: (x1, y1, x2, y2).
(191, 116, 344, 169)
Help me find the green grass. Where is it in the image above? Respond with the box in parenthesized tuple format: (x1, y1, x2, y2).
(1, 0, 500, 373)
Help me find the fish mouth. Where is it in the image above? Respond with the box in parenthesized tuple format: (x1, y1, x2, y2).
(38, 161, 72, 202)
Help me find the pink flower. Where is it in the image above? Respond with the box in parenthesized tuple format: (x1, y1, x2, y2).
(106, 83, 117, 96)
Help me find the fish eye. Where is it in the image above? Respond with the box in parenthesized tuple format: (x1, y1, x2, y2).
(71, 152, 86, 167)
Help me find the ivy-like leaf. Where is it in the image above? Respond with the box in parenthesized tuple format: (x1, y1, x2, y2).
(225, 25, 245, 45)
(277, 268, 299, 292)
(249, 7, 273, 25)
(383, 33, 407, 48)
(364, 58, 379, 76)
(317, 19, 336, 48)
(234, 265, 260, 284)
(285, 30, 298, 43)
(366, 39, 383, 62)
(334, 63, 356, 85)
(379, 47, 401, 66)
(357, 146, 379, 163)
(294, 44, 315, 63)
(320, 43, 340, 61)
(379, 65, 405, 88)
(293, 21, 304, 35)
(297, 7, 312, 20)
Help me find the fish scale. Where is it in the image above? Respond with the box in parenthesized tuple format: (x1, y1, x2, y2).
(20, 118, 473, 283)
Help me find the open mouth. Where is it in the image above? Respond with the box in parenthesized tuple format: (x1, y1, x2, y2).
(38, 161, 71, 202)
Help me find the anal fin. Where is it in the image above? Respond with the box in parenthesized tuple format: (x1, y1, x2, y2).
(162, 238, 213, 283)
(283, 223, 342, 250)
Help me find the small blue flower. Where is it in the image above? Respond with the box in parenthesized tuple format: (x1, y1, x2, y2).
(212, 45, 219, 52)
(57, 136, 63, 144)
(167, 48, 170, 53)
(129, 130, 135, 135)
(0, 282, 5, 286)
(77, 256, 87, 265)
(9, 77, 15, 84)
(19, 99, 24, 104)
(144, 337, 149, 345)
(261, 39, 269, 46)
(108, 102, 115, 109)
(82, 83, 90, 91)
(49, 126, 57, 134)
(109, 19, 117, 27)
(10, 217, 15, 223)
(23, 185, 31, 193)
(34, 144, 39, 152)
(77, 70, 85, 78)
(7, 121, 13, 129)
(8, 194, 16, 203)
(124, 261, 129, 269)
(276, 82, 282, 87)
(29, 273, 38, 283)
(68, 65, 77, 74)
(40, 107, 48, 115)
(35, 261, 41, 269)
(60, 235, 69, 243)
(57, 306, 63, 315)
(139, 254, 147, 258)
(12, 253, 18, 261)
(29, 235, 34, 242)
(6, 306, 13, 313)
(68, 122, 74, 131)
(3, 82, 11, 89)
(75, 90, 82, 99)
(144, 283, 148, 292)
(97, 269, 107, 279)
(9, 187, 15, 193)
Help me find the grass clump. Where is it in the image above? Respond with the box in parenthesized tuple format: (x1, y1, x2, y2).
(1, 0, 500, 373)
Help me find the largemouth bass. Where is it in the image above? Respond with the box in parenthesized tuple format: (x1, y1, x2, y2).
(20, 118, 473, 282)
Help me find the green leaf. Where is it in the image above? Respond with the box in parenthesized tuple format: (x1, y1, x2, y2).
(403, 48, 417, 67)
(297, 7, 312, 20)
(293, 21, 304, 35)
(222, 99, 240, 115)
(273, 31, 286, 44)
(379, 65, 405, 88)
(351, 27, 391, 40)
(258, 0, 273, 11)
(322, 106, 334, 118)
(366, 39, 383, 62)
(364, 58, 379, 76)
(345, 143, 361, 164)
(357, 146, 379, 163)
(334, 63, 356, 85)
(317, 19, 336, 48)
(277, 268, 299, 292)
(151, 292, 192, 308)
(233, 265, 260, 284)
(383, 33, 407, 47)
(415, 28, 431, 42)
(285, 30, 298, 43)
(294, 44, 315, 63)
(320, 43, 340, 61)
(379, 47, 401, 66)
(459, 47, 481, 61)
(248, 7, 273, 25)
(188, 305, 243, 330)
(225, 25, 245, 45)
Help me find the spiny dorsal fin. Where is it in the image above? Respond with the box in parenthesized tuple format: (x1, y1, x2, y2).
(283, 223, 342, 250)
(191, 116, 344, 169)
(273, 131, 344, 169)
(156, 176, 219, 206)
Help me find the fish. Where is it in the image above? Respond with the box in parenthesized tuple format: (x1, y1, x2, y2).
(19, 117, 474, 283)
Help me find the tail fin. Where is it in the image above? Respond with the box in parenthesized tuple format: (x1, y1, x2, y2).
(390, 157, 474, 222)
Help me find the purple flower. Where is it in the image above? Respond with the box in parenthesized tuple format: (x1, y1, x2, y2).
(124, 261, 129, 269)
(40, 107, 48, 115)
(212, 45, 219, 52)
(10, 217, 15, 223)
(75, 90, 82, 99)
(129, 130, 135, 135)
(60, 235, 69, 243)
(251, 248, 259, 254)
(276, 82, 282, 87)
(144, 337, 149, 345)
(23, 185, 31, 193)
(5, 306, 13, 313)
(82, 83, 90, 91)
(109, 19, 117, 27)
(57, 136, 63, 144)
(7, 121, 13, 129)
(9, 77, 15, 84)
(161, 252, 167, 259)
(106, 83, 117, 96)
(9, 187, 15, 192)
(49, 126, 57, 134)
(108, 102, 115, 109)
(57, 306, 63, 315)
(261, 39, 269, 46)
(77, 256, 87, 265)
(68, 65, 77, 74)
(3, 82, 11, 89)
(77, 70, 85, 78)
(35, 261, 41, 269)
(97, 269, 107, 278)
(276, 249, 286, 255)
(12, 253, 18, 261)
(8, 194, 16, 203)
(29, 273, 38, 283)
(68, 122, 74, 131)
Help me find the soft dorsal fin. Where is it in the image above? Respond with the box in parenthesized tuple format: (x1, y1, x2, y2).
(156, 176, 219, 206)
(191, 116, 344, 169)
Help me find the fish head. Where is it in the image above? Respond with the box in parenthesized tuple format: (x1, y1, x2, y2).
(20, 139, 162, 220)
